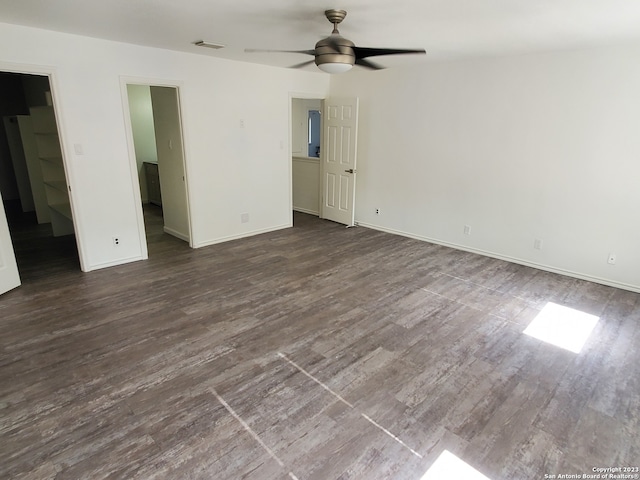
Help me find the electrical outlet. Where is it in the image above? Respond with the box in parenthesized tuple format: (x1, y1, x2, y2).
(240, 213, 249, 224)
(113, 237, 120, 246)
(375, 208, 380, 215)
(607, 253, 616, 265)
(463, 225, 471, 235)
(534, 238, 543, 250)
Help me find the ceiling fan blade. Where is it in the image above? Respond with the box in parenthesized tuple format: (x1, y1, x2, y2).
(245, 48, 316, 56)
(353, 47, 426, 59)
(355, 58, 384, 70)
(289, 59, 316, 69)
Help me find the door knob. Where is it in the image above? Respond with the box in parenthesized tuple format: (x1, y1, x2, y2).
(344, 168, 355, 173)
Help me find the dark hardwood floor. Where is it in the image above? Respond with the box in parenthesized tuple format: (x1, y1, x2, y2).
(1, 205, 639, 479)
(4, 200, 80, 283)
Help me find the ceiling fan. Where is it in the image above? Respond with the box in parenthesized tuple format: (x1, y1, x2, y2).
(245, 9, 426, 73)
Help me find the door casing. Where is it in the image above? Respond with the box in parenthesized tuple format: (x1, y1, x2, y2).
(121, 77, 194, 258)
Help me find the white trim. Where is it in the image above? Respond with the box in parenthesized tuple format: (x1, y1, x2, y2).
(170, 83, 194, 248)
(293, 207, 319, 216)
(292, 156, 320, 164)
(163, 226, 190, 242)
(193, 223, 291, 249)
(119, 80, 149, 261)
(83, 255, 144, 272)
(357, 221, 640, 294)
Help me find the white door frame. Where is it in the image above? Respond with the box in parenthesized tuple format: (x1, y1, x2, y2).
(289, 92, 326, 224)
(120, 76, 194, 255)
(0, 61, 88, 272)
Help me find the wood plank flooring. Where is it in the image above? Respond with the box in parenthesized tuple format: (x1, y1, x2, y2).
(1, 206, 639, 479)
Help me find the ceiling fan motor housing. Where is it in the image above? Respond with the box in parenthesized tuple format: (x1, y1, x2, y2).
(315, 34, 356, 68)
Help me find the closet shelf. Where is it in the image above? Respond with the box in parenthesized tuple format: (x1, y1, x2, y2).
(49, 203, 72, 220)
(30, 105, 74, 237)
(40, 155, 63, 165)
(44, 180, 68, 193)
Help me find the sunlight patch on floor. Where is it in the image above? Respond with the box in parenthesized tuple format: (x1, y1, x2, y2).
(420, 450, 491, 480)
(523, 302, 599, 354)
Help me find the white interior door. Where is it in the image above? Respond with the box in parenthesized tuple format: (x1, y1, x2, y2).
(150, 86, 191, 242)
(0, 192, 21, 295)
(322, 97, 359, 226)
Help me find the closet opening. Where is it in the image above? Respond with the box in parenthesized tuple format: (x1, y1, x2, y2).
(0, 71, 79, 288)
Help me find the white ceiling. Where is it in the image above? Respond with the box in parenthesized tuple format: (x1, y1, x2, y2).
(2, 0, 640, 71)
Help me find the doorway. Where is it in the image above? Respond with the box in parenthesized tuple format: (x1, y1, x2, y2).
(290, 95, 360, 227)
(124, 83, 191, 255)
(291, 97, 324, 222)
(0, 71, 80, 293)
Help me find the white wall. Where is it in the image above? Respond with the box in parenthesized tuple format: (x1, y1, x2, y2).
(126, 84, 157, 203)
(0, 22, 329, 270)
(331, 43, 640, 292)
(292, 157, 320, 215)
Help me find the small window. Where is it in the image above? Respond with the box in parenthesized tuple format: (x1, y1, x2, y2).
(308, 110, 321, 157)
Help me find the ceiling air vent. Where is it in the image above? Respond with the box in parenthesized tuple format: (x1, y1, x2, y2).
(194, 40, 225, 49)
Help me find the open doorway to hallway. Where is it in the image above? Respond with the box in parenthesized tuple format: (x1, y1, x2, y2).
(291, 97, 323, 225)
(125, 83, 191, 255)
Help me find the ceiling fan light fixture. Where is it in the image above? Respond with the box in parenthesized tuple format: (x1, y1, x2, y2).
(317, 62, 353, 74)
(314, 31, 355, 73)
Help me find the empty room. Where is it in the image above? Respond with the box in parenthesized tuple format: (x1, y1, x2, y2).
(1, 1, 639, 479)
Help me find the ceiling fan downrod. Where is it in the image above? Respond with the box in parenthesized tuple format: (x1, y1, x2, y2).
(325, 9, 347, 34)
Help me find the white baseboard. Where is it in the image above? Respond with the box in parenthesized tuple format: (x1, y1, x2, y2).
(85, 254, 144, 272)
(193, 223, 291, 249)
(357, 221, 640, 294)
(163, 226, 190, 242)
(293, 207, 320, 216)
